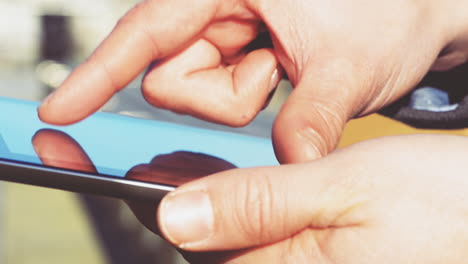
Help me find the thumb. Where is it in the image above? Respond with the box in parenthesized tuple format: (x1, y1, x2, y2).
(157, 157, 363, 251)
(273, 61, 363, 163)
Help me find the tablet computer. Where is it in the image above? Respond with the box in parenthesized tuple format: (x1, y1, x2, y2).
(0, 96, 278, 201)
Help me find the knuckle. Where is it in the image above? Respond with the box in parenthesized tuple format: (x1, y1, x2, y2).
(114, 7, 139, 31)
(239, 104, 259, 122)
(115, 3, 159, 59)
(234, 174, 278, 243)
(141, 76, 168, 109)
(88, 59, 121, 93)
(222, 101, 259, 127)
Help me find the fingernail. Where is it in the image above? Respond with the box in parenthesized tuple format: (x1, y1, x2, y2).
(37, 92, 55, 120)
(159, 190, 214, 247)
(42, 92, 55, 107)
(296, 127, 326, 160)
(269, 68, 281, 92)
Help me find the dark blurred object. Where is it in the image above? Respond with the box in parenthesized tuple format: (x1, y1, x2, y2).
(419, 62, 468, 103)
(246, 31, 274, 51)
(380, 62, 468, 129)
(40, 15, 73, 62)
(80, 195, 179, 264)
(38, 15, 73, 93)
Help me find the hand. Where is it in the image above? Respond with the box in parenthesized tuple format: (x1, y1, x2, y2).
(38, 0, 468, 163)
(33, 130, 468, 263)
(150, 134, 468, 263)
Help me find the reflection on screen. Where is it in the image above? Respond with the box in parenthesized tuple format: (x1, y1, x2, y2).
(34, 129, 238, 186)
(0, 97, 278, 186)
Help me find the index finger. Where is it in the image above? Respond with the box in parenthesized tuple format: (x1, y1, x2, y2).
(38, 0, 218, 125)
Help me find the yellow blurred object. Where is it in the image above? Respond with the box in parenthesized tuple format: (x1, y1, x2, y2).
(339, 114, 467, 148)
(5, 183, 106, 264)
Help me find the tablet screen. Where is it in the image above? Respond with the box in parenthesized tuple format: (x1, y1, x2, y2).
(0, 96, 278, 186)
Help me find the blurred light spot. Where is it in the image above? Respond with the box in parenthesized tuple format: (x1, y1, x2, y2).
(35, 60, 71, 89)
(118, 111, 152, 119)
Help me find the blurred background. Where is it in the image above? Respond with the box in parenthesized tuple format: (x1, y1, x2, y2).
(0, 0, 467, 263)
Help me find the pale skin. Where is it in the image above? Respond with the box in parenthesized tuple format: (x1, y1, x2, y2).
(37, 0, 468, 262)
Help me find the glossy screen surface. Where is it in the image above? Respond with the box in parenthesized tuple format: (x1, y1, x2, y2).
(0, 97, 278, 186)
